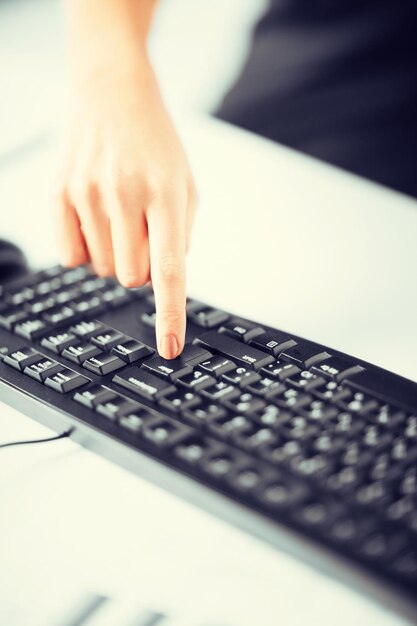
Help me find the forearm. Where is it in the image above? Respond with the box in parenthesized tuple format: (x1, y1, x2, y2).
(63, 0, 158, 88)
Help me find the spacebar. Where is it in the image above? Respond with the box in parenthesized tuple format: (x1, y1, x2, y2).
(193, 330, 274, 370)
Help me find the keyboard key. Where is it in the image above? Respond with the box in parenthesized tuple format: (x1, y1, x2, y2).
(230, 467, 263, 491)
(0, 307, 28, 330)
(186, 298, 206, 313)
(24, 357, 62, 382)
(0, 346, 8, 361)
(83, 353, 126, 376)
(259, 477, 309, 510)
(197, 355, 236, 377)
(70, 319, 104, 339)
(119, 411, 148, 434)
(182, 400, 227, 425)
(176, 344, 214, 366)
(201, 381, 240, 402)
(256, 404, 291, 428)
(358, 531, 406, 562)
(261, 439, 303, 465)
(42, 305, 77, 325)
(79, 276, 107, 293)
(301, 399, 338, 421)
(345, 369, 417, 407)
(142, 356, 192, 381)
(188, 306, 229, 328)
(142, 416, 192, 448)
(275, 388, 313, 410)
(176, 370, 216, 391)
(6, 286, 35, 306)
(41, 332, 78, 354)
(101, 284, 131, 307)
(90, 329, 125, 350)
(249, 331, 297, 356)
(261, 360, 300, 380)
(175, 435, 221, 465)
(61, 265, 90, 285)
(339, 391, 379, 415)
(311, 357, 365, 381)
(285, 370, 325, 391)
(290, 454, 335, 480)
(209, 414, 253, 438)
(245, 376, 285, 397)
(223, 391, 266, 414)
(3, 347, 41, 371)
(26, 296, 56, 314)
(326, 466, 362, 494)
(281, 342, 331, 369)
(35, 277, 61, 295)
(194, 330, 274, 370)
(141, 311, 157, 328)
(72, 295, 105, 316)
(234, 424, 277, 450)
(44, 368, 90, 393)
(142, 345, 211, 380)
(62, 342, 101, 364)
(111, 339, 154, 364)
(221, 366, 260, 387)
(42, 265, 64, 278)
(281, 417, 320, 443)
(296, 500, 343, 531)
(113, 367, 175, 400)
(310, 379, 352, 403)
(355, 481, 391, 508)
(219, 318, 264, 343)
(96, 394, 139, 421)
(14, 318, 49, 340)
(74, 384, 116, 409)
(202, 451, 236, 476)
(368, 404, 406, 429)
(54, 287, 81, 304)
(158, 388, 200, 413)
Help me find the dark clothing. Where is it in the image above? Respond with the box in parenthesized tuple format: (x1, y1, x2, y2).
(216, 0, 417, 198)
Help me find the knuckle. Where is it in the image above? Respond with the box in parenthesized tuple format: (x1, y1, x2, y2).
(52, 183, 70, 209)
(112, 172, 146, 213)
(158, 254, 183, 281)
(70, 178, 99, 210)
(147, 170, 170, 198)
(158, 308, 184, 326)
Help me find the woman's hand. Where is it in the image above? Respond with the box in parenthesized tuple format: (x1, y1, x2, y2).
(55, 58, 197, 359)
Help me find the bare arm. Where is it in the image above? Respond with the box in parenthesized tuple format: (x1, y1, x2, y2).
(58, 0, 196, 359)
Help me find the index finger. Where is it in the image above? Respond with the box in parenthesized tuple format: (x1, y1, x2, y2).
(147, 200, 187, 359)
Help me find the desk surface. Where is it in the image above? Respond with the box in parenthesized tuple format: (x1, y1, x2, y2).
(0, 115, 416, 626)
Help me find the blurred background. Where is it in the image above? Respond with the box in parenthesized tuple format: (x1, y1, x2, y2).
(0, 0, 266, 157)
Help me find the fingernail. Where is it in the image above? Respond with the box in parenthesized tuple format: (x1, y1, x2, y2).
(160, 334, 179, 359)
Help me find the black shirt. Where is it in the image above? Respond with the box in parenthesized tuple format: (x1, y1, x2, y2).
(216, 0, 417, 198)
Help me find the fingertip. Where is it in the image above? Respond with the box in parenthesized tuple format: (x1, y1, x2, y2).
(118, 273, 148, 289)
(158, 333, 180, 360)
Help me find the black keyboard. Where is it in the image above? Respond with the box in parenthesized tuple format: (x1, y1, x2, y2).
(1, 264, 417, 617)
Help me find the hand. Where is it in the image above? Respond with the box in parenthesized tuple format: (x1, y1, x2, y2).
(55, 61, 197, 359)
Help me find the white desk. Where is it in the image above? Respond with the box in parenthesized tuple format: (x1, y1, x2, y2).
(0, 115, 416, 626)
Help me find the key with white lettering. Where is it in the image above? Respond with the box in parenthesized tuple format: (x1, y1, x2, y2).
(194, 330, 274, 370)
(113, 367, 175, 401)
(111, 339, 154, 364)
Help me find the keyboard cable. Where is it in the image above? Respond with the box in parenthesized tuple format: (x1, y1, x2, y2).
(0, 427, 74, 450)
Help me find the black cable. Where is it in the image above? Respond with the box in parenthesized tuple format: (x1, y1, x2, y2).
(0, 428, 73, 449)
